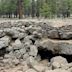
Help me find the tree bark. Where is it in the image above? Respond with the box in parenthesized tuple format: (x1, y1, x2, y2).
(18, 0, 24, 19)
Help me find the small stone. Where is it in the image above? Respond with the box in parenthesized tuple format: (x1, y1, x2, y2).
(12, 39, 23, 50)
(26, 56, 38, 68)
(12, 58, 20, 66)
(6, 46, 13, 52)
(14, 50, 22, 59)
(23, 53, 29, 61)
(29, 45, 38, 57)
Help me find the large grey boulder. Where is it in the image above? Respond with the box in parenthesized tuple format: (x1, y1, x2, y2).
(0, 36, 11, 49)
(59, 25, 72, 39)
(35, 38, 72, 55)
(50, 56, 68, 69)
(38, 23, 59, 38)
(4, 28, 19, 38)
(37, 23, 72, 39)
(4, 27, 25, 39)
(48, 29, 59, 39)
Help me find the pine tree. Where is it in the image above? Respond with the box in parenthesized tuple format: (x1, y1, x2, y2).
(18, 0, 24, 19)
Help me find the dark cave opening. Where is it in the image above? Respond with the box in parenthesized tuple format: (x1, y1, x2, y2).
(0, 48, 7, 57)
(38, 48, 72, 63)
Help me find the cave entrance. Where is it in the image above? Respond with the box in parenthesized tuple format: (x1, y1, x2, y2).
(38, 48, 72, 63)
(0, 48, 7, 57)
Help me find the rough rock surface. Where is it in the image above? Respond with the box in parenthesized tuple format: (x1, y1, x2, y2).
(0, 20, 72, 72)
(50, 56, 68, 69)
(35, 38, 72, 54)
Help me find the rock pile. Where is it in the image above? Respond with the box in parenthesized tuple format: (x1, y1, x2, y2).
(0, 21, 72, 72)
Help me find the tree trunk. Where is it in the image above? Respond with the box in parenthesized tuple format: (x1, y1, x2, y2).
(18, 0, 24, 19)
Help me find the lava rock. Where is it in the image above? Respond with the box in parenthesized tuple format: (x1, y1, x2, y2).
(50, 56, 68, 69)
(48, 29, 59, 39)
(35, 38, 72, 55)
(11, 39, 23, 50)
(19, 48, 26, 55)
(23, 53, 30, 61)
(4, 27, 25, 39)
(6, 46, 13, 52)
(29, 45, 38, 57)
(58, 25, 72, 39)
(0, 36, 11, 49)
(0, 30, 5, 38)
(14, 50, 22, 59)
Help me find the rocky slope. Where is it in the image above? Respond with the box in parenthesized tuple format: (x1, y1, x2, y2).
(0, 20, 72, 72)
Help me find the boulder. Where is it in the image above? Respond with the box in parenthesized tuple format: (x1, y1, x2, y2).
(0, 36, 11, 49)
(4, 27, 25, 39)
(59, 25, 72, 39)
(50, 56, 68, 69)
(4, 28, 20, 38)
(48, 29, 59, 39)
(35, 38, 72, 55)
